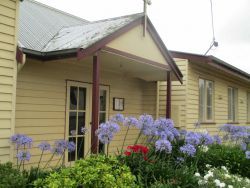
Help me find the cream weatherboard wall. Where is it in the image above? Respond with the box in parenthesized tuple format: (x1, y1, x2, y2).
(0, 0, 19, 163)
(15, 58, 157, 167)
(159, 58, 250, 134)
(186, 62, 250, 134)
(158, 58, 188, 129)
(106, 25, 167, 66)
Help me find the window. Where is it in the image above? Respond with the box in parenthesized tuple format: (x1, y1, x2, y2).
(247, 92, 250, 122)
(199, 79, 214, 122)
(228, 87, 238, 122)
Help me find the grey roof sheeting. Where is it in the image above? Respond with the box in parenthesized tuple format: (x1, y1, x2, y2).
(19, 0, 88, 51)
(42, 14, 143, 52)
(19, 0, 141, 53)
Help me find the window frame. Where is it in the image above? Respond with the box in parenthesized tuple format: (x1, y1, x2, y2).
(227, 86, 238, 123)
(198, 78, 214, 122)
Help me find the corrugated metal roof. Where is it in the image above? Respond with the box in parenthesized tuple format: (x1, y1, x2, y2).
(19, 0, 88, 51)
(42, 14, 142, 52)
(19, 0, 142, 53)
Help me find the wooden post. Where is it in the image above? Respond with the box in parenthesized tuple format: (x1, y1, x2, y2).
(166, 71, 171, 118)
(91, 54, 100, 154)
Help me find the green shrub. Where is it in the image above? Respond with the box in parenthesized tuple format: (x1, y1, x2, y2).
(34, 155, 137, 188)
(119, 145, 198, 187)
(0, 162, 27, 188)
(197, 144, 250, 178)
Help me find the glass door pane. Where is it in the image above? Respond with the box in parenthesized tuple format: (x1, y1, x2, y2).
(68, 86, 87, 161)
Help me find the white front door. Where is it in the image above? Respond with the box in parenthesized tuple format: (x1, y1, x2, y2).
(66, 82, 109, 162)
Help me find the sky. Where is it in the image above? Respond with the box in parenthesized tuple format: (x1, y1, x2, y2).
(36, 0, 250, 74)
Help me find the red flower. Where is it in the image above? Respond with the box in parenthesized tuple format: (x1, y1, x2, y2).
(124, 151, 131, 156)
(124, 144, 149, 160)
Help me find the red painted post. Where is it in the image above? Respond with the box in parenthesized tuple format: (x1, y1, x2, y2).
(166, 71, 171, 118)
(91, 54, 100, 154)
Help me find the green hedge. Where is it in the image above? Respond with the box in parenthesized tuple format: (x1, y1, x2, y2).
(197, 144, 250, 178)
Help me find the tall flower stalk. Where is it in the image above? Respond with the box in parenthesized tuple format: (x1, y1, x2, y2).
(10, 134, 32, 171)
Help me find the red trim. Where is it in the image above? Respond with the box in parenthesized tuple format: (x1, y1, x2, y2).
(91, 54, 100, 154)
(76, 16, 183, 83)
(170, 50, 250, 81)
(166, 71, 171, 118)
(77, 18, 143, 60)
(170, 51, 208, 64)
(102, 47, 169, 70)
(16, 46, 24, 64)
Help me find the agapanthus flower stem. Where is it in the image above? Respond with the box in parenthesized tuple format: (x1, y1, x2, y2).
(121, 126, 130, 153)
(16, 148, 18, 168)
(106, 143, 110, 157)
(36, 149, 44, 176)
(78, 138, 84, 158)
(55, 151, 65, 168)
(43, 152, 55, 169)
(134, 130, 143, 145)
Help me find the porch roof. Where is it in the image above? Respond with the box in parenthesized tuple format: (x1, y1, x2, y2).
(18, 0, 183, 83)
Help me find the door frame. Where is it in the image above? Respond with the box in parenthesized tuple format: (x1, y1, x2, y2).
(65, 81, 92, 163)
(65, 81, 110, 162)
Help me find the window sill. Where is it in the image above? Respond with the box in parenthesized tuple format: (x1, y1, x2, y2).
(200, 122, 216, 125)
(246, 122, 250, 124)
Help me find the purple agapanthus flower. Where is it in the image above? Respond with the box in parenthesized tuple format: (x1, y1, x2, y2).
(52, 146, 64, 155)
(110, 114, 124, 123)
(51, 140, 68, 155)
(220, 124, 249, 142)
(176, 157, 185, 163)
(11, 134, 33, 148)
(138, 114, 154, 129)
(96, 121, 120, 144)
(55, 140, 68, 150)
(155, 139, 172, 153)
(38, 141, 51, 151)
(16, 151, 31, 161)
(180, 144, 196, 157)
(153, 118, 178, 139)
(185, 132, 201, 146)
(67, 141, 76, 152)
(123, 116, 139, 127)
(138, 114, 155, 135)
(200, 133, 214, 145)
(179, 130, 187, 136)
(241, 142, 247, 151)
(213, 135, 222, 145)
(246, 151, 250, 159)
(10, 134, 23, 143)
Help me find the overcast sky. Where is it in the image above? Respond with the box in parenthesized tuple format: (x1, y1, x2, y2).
(36, 0, 250, 74)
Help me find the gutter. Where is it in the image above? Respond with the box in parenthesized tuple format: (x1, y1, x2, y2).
(22, 48, 78, 61)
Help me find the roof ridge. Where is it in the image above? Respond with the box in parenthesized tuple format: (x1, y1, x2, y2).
(59, 12, 144, 30)
(25, 0, 89, 23)
(90, 12, 144, 24)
